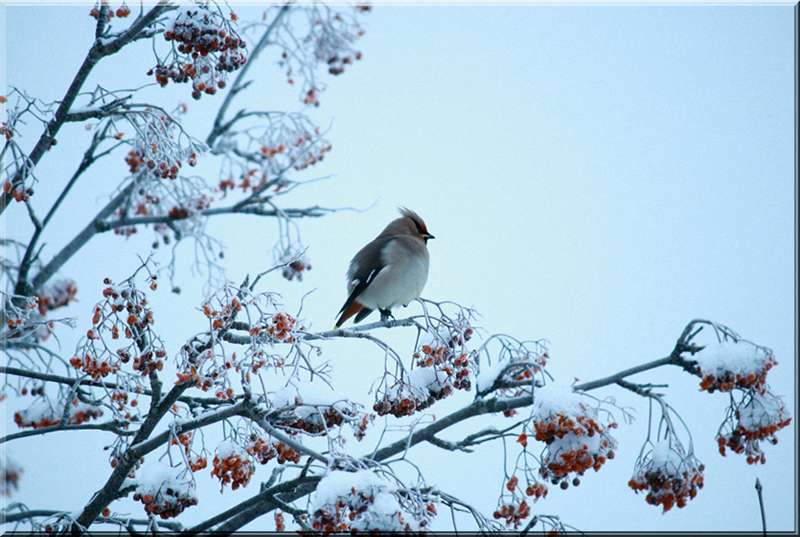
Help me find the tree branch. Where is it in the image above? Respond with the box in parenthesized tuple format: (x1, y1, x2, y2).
(14, 125, 113, 296)
(0, 420, 134, 445)
(244, 400, 329, 465)
(206, 2, 294, 148)
(0, 1, 173, 216)
(29, 181, 135, 294)
(98, 204, 336, 233)
(0, 366, 238, 408)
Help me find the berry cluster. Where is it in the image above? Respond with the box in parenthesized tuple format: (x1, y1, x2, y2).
(413, 332, 472, 391)
(374, 321, 476, 418)
(70, 353, 121, 380)
(525, 481, 549, 501)
(2, 459, 22, 496)
(0, 120, 13, 140)
(492, 499, 531, 529)
(629, 445, 705, 513)
(34, 279, 77, 315)
(695, 340, 776, 395)
(125, 148, 190, 180)
(716, 390, 792, 465)
(153, 9, 247, 99)
(123, 109, 198, 181)
(89, 0, 130, 20)
(505, 350, 549, 386)
(2, 181, 31, 203)
(110, 389, 135, 412)
(221, 116, 332, 190)
(175, 349, 233, 399)
(306, 9, 365, 79)
(505, 474, 549, 503)
(281, 256, 312, 282)
(202, 296, 242, 331)
(211, 441, 255, 491)
(309, 481, 427, 534)
(699, 366, 775, 394)
(325, 50, 363, 76)
(265, 312, 296, 342)
(538, 437, 615, 489)
(72, 276, 166, 392)
(246, 436, 302, 465)
(293, 141, 333, 171)
(372, 378, 436, 418)
(14, 399, 102, 429)
(133, 487, 197, 519)
(277, 404, 370, 440)
(2, 297, 44, 343)
(532, 390, 618, 488)
(170, 432, 208, 472)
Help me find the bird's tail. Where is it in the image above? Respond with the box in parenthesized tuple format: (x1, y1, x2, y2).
(334, 300, 365, 329)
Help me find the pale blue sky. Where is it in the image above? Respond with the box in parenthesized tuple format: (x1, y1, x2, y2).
(2, 2, 796, 533)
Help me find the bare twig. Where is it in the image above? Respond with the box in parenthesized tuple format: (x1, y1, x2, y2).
(755, 478, 766, 535)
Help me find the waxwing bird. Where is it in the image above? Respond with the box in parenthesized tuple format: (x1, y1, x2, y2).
(335, 208, 434, 329)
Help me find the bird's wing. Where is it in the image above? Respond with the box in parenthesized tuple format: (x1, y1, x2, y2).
(335, 236, 392, 327)
(336, 266, 381, 317)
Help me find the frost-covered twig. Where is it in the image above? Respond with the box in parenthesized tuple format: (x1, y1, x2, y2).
(0, 1, 175, 215)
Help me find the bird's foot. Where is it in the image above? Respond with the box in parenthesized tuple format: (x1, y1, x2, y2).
(379, 309, 394, 324)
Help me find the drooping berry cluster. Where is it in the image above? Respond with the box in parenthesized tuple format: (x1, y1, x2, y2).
(532, 386, 618, 488)
(246, 436, 302, 465)
(13, 399, 103, 429)
(629, 440, 704, 513)
(280, 6, 366, 91)
(70, 352, 121, 380)
(2, 180, 30, 203)
(211, 440, 255, 491)
(33, 279, 77, 316)
(89, 0, 130, 20)
(202, 295, 242, 331)
(504, 473, 549, 505)
(716, 389, 792, 465)
(0, 120, 13, 141)
(308, 470, 435, 534)
(492, 498, 531, 529)
(123, 109, 198, 181)
(414, 325, 474, 391)
(281, 255, 312, 282)
(495, 471, 545, 527)
(293, 141, 333, 171)
(2, 294, 48, 343)
(269, 383, 373, 441)
(133, 487, 198, 519)
(264, 312, 297, 343)
(372, 379, 425, 418)
(153, 9, 247, 99)
(4, 279, 79, 342)
(73, 277, 166, 382)
(125, 148, 191, 180)
(171, 432, 208, 472)
(374, 319, 475, 418)
(694, 340, 776, 394)
(132, 462, 198, 519)
(175, 349, 233, 400)
(2, 459, 22, 496)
